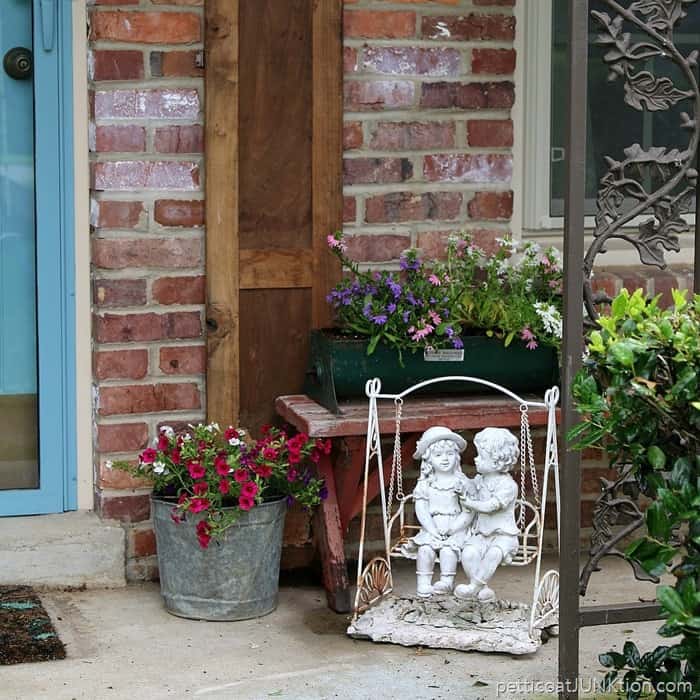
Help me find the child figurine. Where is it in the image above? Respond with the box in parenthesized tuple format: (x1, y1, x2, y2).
(455, 427, 520, 603)
(402, 426, 475, 597)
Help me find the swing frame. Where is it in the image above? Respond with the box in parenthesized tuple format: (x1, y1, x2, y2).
(352, 376, 561, 640)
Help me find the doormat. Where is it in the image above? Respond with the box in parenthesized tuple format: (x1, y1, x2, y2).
(0, 586, 65, 665)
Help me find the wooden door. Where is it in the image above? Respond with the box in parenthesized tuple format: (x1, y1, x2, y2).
(205, 0, 342, 431)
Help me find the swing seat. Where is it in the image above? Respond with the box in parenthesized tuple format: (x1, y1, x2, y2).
(387, 495, 541, 567)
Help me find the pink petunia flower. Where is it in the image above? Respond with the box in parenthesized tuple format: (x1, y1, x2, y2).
(218, 478, 230, 495)
(233, 468, 249, 483)
(238, 495, 255, 511)
(189, 498, 210, 514)
(214, 454, 230, 476)
(241, 481, 258, 498)
(140, 448, 158, 464)
(188, 461, 206, 479)
(192, 481, 208, 496)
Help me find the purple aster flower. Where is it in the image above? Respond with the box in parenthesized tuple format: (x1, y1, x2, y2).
(373, 314, 388, 325)
(429, 297, 437, 304)
(286, 494, 296, 507)
(363, 303, 373, 320)
(452, 337, 464, 349)
(445, 326, 454, 337)
(402, 311, 410, 323)
(406, 292, 417, 306)
(442, 308, 450, 319)
(386, 303, 397, 313)
(319, 486, 329, 501)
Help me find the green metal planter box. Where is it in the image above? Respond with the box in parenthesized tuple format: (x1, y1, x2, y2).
(303, 329, 560, 413)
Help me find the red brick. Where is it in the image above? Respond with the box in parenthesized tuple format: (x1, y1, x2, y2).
(98, 461, 151, 490)
(344, 234, 411, 262)
(467, 191, 513, 220)
(96, 201, 144, 229)
(362, 47, 460, 77)
(93, 279, 148, 308)
(473, 0, 515, 5)
(467, 119, 513, 147)
(582, 467, 619, 495)
(419, 229, 503, 258)
(99, 383, 201, 416)
(95, 125, 146, 153)
(94, 0, 139, 4)
(379, 0, 460, 3)
(424, 154, 512, 183)
(472, 48, 516, 75)
(422, 14, 515, 41)
(92, 161, 200, 191)
(152, 275, 206, 305)
(159, 346, 207, 375)
(92, 50, 144, 81)
(369, 121, 455, 150)
(343, 157, 413, 185)
(95, 349, 149, 380)
(150, 50, 204, 78)
(343, 197, 357, 224)
(365, 192, 462, 223)
(95, 311, 202, 343)
(97, 423, 149, 453)
(344, 47, 358, 74)
(344, 10, 416, 39)
(131, 529, 157, 558)
(343, 121, 363, 150)
(344, 81, 415, 111)
(151, 0, 203, 4)
(471, 228, 507, 256)
(420, 81, 514, 109)
(650, 270, 679, 307)
(92, 238, 202, 270)
(97, 494, 151, 523)
(154, 125, 203, 154)
(90, 11, 201, 44)
(154, 199, 204, 227)
(591, 272, 620, 300)
(94, 89, 200, 120)
(605, 267, 650, 295)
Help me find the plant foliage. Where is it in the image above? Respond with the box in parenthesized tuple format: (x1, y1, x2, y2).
(571, 288, 700, 698)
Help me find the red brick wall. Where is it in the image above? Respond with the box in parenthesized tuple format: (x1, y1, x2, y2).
(89, 0, 206, 580)
(343, 0, 516, 263)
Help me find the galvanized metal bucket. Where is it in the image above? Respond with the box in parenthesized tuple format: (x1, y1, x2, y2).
(152, 497, 287, 621)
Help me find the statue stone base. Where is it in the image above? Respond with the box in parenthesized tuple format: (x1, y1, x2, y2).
(347, 595, 540, 655)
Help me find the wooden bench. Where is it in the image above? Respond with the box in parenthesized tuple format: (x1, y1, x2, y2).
(275, 393, 553, 613)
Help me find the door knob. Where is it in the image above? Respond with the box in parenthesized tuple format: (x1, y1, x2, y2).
(3, 48, 33, 80)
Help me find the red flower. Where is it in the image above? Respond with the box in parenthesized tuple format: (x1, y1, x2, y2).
(241, 481, 258, 498)
(157, 434, 170, 451)
(288, 451, 301, 465)
(170, 449, 182, 465)
(177, 493, 187, 505)
(310, 449, 320, 464)
(218, 478, 230, 495)
(214, 454, 230, 476)
(192, 481, 208, 496)
(253, 464, 272, 479)
(141, 448, 158, 464)
(238, 495, 255, 511)
(189, 498, 210, 514)
(261, 424, 271, 435)
(262, 447, 278, 460)
(198, 440, 207, 451)
(170, 508, 182, 524)
(188, 461, 206, 479)
(224, 427, 237, 440)
(233, 468, 249, 483)
(323, 439, 332, 455)
(196, 520, 211, 548)
(287, 468, 299, 482)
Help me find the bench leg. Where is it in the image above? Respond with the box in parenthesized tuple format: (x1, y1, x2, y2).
(314, 453, 351, 613)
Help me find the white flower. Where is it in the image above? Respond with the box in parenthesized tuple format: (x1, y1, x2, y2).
(159, 425, 175, 438)
(496, 259, 510, 277)
(182, 433, 192, 442)
(153, 461, 168, 475)
(237, 429, 246, 436)
(105, 460, 113, 470)
(534, 302, 562, 339)
(205, 422, 220, 433)
(229, 437, 242, 446)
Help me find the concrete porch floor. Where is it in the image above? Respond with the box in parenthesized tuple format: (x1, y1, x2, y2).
(5, 557, 666, 700)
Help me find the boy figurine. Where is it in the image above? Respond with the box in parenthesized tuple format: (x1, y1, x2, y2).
(455, 427, 520, 603)
(402, 426, 475, 597)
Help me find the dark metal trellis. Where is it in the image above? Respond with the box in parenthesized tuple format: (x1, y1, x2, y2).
(560, 0, 700, 697)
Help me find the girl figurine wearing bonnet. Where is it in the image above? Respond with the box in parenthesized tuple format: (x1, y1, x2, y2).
(401, 426, 475, 597)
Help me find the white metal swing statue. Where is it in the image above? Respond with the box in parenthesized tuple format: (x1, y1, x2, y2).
(346, 376, 561, 655)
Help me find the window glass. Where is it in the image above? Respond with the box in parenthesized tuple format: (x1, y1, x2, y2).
(550, 1, 700, 216)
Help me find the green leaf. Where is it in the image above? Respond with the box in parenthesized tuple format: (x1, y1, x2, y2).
(366, 334, 382, 355)
(599, 651, 626, 669)
(672, 288, 688, 310)
(657, 586, 687, 617)
(611, 340, 637, 367)
(626, 537, 676, 576)
(647, 446, 666, 470)
(623, 640, 640, 666)
(611, 291, 629, 319)
(646, 502, 672, 540)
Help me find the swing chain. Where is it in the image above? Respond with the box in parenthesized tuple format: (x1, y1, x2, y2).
(387, 398, 404, 516)
(521, 404, 540, 508)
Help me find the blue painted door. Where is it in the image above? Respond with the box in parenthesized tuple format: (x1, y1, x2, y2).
(0, 0, 75, 515)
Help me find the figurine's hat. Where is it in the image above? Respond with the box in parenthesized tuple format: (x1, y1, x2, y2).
(413, 426, 467, 459)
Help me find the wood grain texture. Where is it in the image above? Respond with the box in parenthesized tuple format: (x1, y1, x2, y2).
(240, 249, 314, 289)
(239, 0, 312, 250)
(312, 0, 343, 328)
(205, 0, 240, 426)
(239, 290, 311, 432)
(275, 395, 555, 438)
